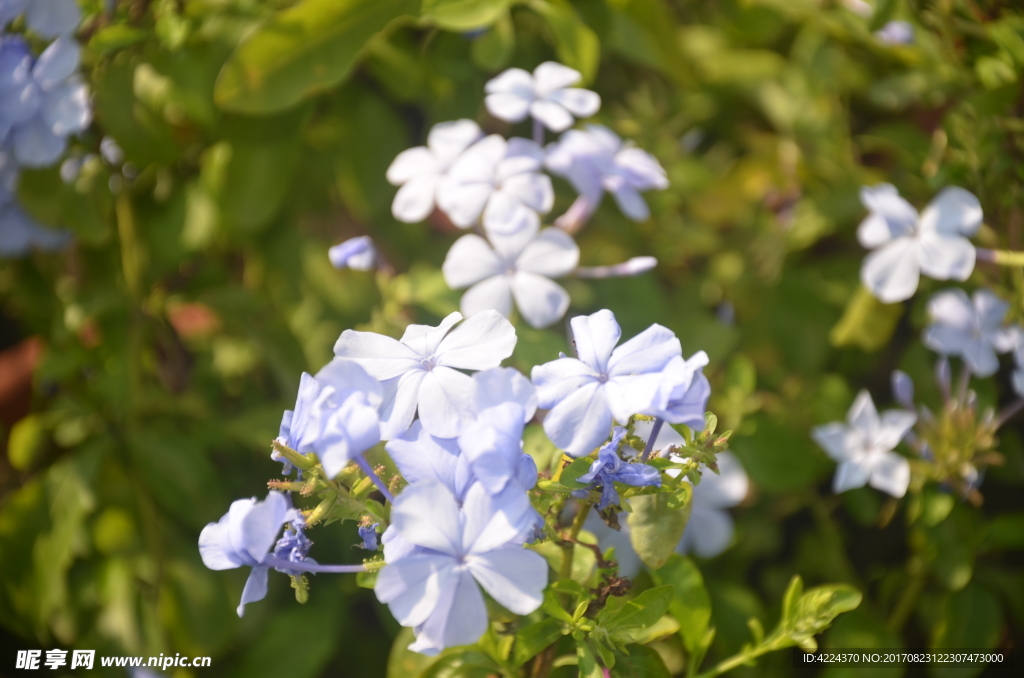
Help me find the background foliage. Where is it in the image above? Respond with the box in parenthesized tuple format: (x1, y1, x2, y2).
(1, 0, 1023, 676)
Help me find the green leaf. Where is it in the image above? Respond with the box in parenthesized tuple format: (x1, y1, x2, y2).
(471, 12, 516, 70)
(931, 583, 1001, 678)
(787, 582, 862, 643)
(513, 618, 564, 667)
(387, 628, 442, 678)
(89, 24, 147, 53)
(611, 644, 672, 678)
(652, 554, 712, 654)
(7, 415, 44, 471)
(541, 588, 575, 624)
(829, 286, 904, 352)
(558, 457, 595, 489)
(600, 585, 674, 631)
(422, 0, 512, 31)
(215, 0, 417, 114)
(628, 489, 691, 569)
(528, 0, 600, 84)
(576, 640, 604, 678)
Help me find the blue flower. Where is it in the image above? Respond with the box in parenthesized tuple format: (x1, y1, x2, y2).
(1, 0, 81, 38)
(273, 513, 316, 574)
(358, 523, 379, 551)
(374, 481, 548, 655)
(329, 235, 376, 271)
(575, 427, 661, 511)
(532, 309, 681, 456)
(274, 359, 383, 478)
(198, 491, 291, 617)
(0, 149, 68, 257)
(652, 351, 711, 429)
(0, 35, 90, 167)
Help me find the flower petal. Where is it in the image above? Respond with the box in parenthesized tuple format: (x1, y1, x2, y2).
(239, 490, 288, 563)
(833, 460, 871, 493)
(443, 234, 504, 289)
(461, 275, 514, 320)
(812, 422, 850, 462)
(392, 174, 438, 223)
(418, 367, 474, 439)
(678, 507, 734, 558)
(918, 233, 975, 282)
(875, 410, 917, 451)
(571, 309, 621, 374)
(533, 62, 582, 94)
(485, 92, 531, 123)
(858, 183, 918, 244)
(548, 87, 600, 117)
(511, 272, 570, 329)
(868, 451, 910, 498)
(334, 329, 422, 380)
(608, 184, 651, 221)
(237, 566, 269, 617)
(608, 323, 681, 376)
(434, 309, 517, 370)
(860, 238, 921, 303)
(846, 390, 880, 439)
(427, 119, 483, 168)
(391, 481, 463, 556)
(919, 187, 983, 237)
(32, 35, 79, 89)
(386, 421, 471, 500)
(386, 146, 437, 185)
(483, 190, 540, 236)
(963, 339, 999, 377)
(499, 172, 554, 214)
(400, 312, 463, 358)
(461, 482, 537, 553)
(12, 116, 66, 167)
(375, 553, 455, 627)
(467, 547, 547, 614)
(529, 100, 574, 132)
(379, 370, 426, 440)
(409, 568, 487, 655)
(516, 228, 579, 278)
(472, 367, 537, 420)
(542, 381, 612, 457)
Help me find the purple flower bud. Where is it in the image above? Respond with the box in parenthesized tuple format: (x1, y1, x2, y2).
(935, 358, 951, 397)
(329, 236, 376, 271)
(891, 370, 914, 409)
(358, 523, 379, 550)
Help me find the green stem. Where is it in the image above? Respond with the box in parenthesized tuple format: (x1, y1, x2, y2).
(560, 502, 592, 581)
(977, 248, 1024, 266)
(694, 637, 786, 678)
(887, 572, 925, 633)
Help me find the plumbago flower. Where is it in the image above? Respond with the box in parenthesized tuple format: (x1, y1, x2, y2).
(484, 61, 600, 133)
(386, 119, 483, 223)
(812, 390, 916, 498)
(532, 309, 681, 456)
(442, 218, 579, 329)
(545, 125, 668, 223)
(922, 288, 1018, 377)
(0, 35, 91, 166)
(374, 481, 548, 655)
(199, 491, 294, 617)
(438, 135, 553, 235)
(328, 236, 376, 271)
(273, 358, 382, 478)
(0, 0, 81, 37)
(573, 427, 661, 510)
(334, 310, 516, 439)
(857, 184, 982, 303)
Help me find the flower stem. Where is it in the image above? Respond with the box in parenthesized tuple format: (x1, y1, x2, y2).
(976, 248, 1024, 266)
(355, 455, 395, 504)
(640, 418, 664, 462)
(264, 557, 367, 574)
(533, 118, 544, 145)
(994, 397, 1024, 429)
(560, 502, 592, 581)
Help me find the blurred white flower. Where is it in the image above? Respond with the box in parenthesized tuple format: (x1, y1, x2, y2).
(812, 390, 916, 498)
(329, 235, 376, 271)
(677, 452, 748, 558)
(923, 288, 1017, 377)
(442, 218, 578, 329)
(857, 184, 981, 303)
(545, 125, 668, 222)
(438, 135, 553, 235)
(386, 119, 483, 223)
(485, 62, 600, 133)
(875, 20, 914, 46)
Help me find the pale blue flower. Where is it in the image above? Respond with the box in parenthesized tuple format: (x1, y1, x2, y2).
(198, 491, 291, 617)
(335, 310, 517, 439)
(459, 402, 537, 494)
(575, 427, 661, 510)
(857, 184, 980, 303)
(0, 35, 90, 167)
(0, 0, 81, 38)
(329, 235, 376, 271)
(812, 390, 916, 497)
(652, 351, 711, 428)
(875, 20, 914, 46)
(532, 309, 681, 456)
(891, 370, 914, 409)
(274, 359, 383, 478)
(923, 289, 1017, 377)
(272, 513, 316, 574)
(484, 62, 600, 133)
(545, 125, 668, 222)
(676, 452, 748, 558)
(375, 481, 548, 655)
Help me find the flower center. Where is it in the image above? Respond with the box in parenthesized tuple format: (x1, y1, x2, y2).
(597, 373, 610, 384)
(421, 357, 436, 371)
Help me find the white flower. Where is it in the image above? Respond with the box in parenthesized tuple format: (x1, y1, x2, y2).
(328, 236, 376, 271)
(875, 20, 914, 46)
(438, 135, 553, 235)
(545, 125, 668, 221)
(386, 119, 483, 223)
(334, 311, 516, 439)
(677, 452, 748, 558)
(812, 390, 916, 498)
(531, 309, 681, 456)
(857, 184, 982, 303)
(442, 218, 578, 329)
(922, 289, 1017, 377)
(484, 62, 600, 133)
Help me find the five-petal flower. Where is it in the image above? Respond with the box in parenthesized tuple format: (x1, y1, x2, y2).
(857, 184, 981, 303)
(812, 390, 916, 497)
(442, 218, 579, 329)
(532, 309, 681, 456)
(334, 311, 517, 439)
(484, 62, 600, 133)
(922, 288, 1017, 377)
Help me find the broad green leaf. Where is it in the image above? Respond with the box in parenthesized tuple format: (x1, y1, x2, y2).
(528, 0, 600, 83)
(629, 489, 691, 569)
(471, 12, 516, 70)
(576, 640, 604, 678)
(930, 583, 1001, 678)
(600, 585, 673, 631)
(829, 286, 903, 352)
(422, 0, 512, 31)
(611, 644, 672, 678)
(513, 618, 564, 667)
(215, 0, 417, 114)
(652, 554, 712, 654)
(557, 457, 595, 489)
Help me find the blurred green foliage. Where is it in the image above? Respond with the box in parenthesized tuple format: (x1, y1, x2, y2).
(2, 0, 1023, 676)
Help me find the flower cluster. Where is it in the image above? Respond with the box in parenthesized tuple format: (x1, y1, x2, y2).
(379, 62, 668, 329)
(200, 303, 718, 655)
(1, 3, 88, 257)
